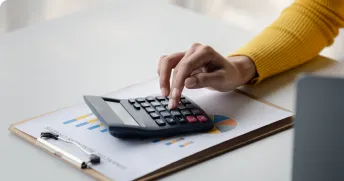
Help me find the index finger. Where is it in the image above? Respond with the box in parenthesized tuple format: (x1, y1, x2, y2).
(158, 52, 185, 96)
(168, 45, 215, 108)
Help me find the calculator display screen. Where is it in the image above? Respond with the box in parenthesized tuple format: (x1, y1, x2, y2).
(106, 101, 140, 126)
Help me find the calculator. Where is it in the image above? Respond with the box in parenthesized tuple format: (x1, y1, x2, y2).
(84, 95, 214, 138)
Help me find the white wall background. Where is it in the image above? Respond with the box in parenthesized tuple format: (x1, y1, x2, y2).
(0, 0, 342, 60)
(169, 0, 343, 60)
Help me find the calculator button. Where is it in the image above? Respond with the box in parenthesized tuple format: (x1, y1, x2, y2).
(150, 112, 160, 119)
(196, 115, 208, 122)
(177, 105, 187, 110)
(176, 116, 186, 123)
(181, 110, 192, 116)
(181, 99, 190, 104)
(191, 109, 202, 115)
(151, 101, 161, 107)
(128, 99, 136, 104)
(135, 98, 145, 103)
(186, 116, 198, 123)
(145, 96, 156, 102)
(145, 107, 155, 113)
(161, 101, 169, 106)
(155, 106, 166, 112)
(166, 118, 176, 125)
(170, 110, 181, 116)
(160, 111, 171, 118)
(133, 103, 141, 110)
(155, 119, 166, 126)
(156, 96, 166, 101)
(140, 102, 150, 108)
(186, 104, 196, 109)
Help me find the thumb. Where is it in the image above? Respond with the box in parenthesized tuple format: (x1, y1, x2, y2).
(184, 71, 225, 89)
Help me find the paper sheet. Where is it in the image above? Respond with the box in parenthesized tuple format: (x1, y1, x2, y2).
(15, 78, 293, 181)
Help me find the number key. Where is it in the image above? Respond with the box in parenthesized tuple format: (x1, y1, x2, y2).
(135, 98, 145, 103)
(133, 103, 141, 110)
(186, 104, 196, 109)
(128, 99, 136, 104)
(140, 102, 150, 108)
(177, 104, 187, 110)
(145, 96, 156, 102)
(160, 111, 171, 118)
(151, 101, 161, 107)
(170, 110, 181, 116)
(145, 107, 155, 113)
(176, 116, 186, 123)
(181, 110, 192, 116)
(191, 109, 202, 115)
(166, 118, 176, 125)
(155, 119, 166, 126)
(161, 101, 169, 106)
(156, 96, 166, 101)
(155, 106, 165, 112)
(181, 99, 190, 104)
(150, 112, 160, 119)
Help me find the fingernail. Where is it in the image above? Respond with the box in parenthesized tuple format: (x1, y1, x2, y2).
(161, 88, 167, 96)
(185, 77, 197, 88)
(168, 100, 175, 109)
(171, 88, 179, 99)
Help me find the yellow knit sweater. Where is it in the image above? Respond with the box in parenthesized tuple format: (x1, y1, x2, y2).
(232, 0, 344, 83)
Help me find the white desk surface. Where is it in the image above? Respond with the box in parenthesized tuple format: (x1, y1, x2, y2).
(1, 0, 343, 180)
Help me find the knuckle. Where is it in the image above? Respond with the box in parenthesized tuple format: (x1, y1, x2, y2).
(164, 57, 173, 64)
(159, 55, 166, 61)
(201, 45, 213, 53)
(198, 74, 206, 84)
(218, 71, 228, 82)
(191, 42, 201, 48)
(180, 61, 192, 71)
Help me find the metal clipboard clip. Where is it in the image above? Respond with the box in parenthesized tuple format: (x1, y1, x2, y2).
(36, 132, 100, 169)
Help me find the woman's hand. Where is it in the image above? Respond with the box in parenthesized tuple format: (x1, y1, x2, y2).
(157, 43, 257, 109)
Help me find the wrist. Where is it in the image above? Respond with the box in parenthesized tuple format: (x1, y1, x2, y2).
(227, 56, 257, 85)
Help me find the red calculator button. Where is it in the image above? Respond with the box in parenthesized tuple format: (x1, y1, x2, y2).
(196, 115, 208, 122)
(186, 116, 198, 123)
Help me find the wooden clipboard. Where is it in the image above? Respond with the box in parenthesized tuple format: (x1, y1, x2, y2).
(8, 89, 293, 181)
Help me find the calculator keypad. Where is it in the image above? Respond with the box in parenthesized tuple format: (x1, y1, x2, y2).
(130, 95, 209, 127)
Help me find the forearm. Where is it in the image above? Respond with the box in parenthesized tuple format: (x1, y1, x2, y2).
(231, 0, 344, 83)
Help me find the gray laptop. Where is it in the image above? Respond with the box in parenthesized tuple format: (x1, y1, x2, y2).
(292, 75, 344, 181)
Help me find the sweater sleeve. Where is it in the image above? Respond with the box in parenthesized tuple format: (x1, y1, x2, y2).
(231, 0, 344, 83)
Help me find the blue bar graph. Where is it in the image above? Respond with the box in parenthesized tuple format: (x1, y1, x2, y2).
(88, 124, 101, 130)
(100, 129, 108, 133)
(76, 122, 88, 127)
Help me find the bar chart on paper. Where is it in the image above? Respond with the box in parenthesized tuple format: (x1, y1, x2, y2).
(63, 113, 108, 133)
